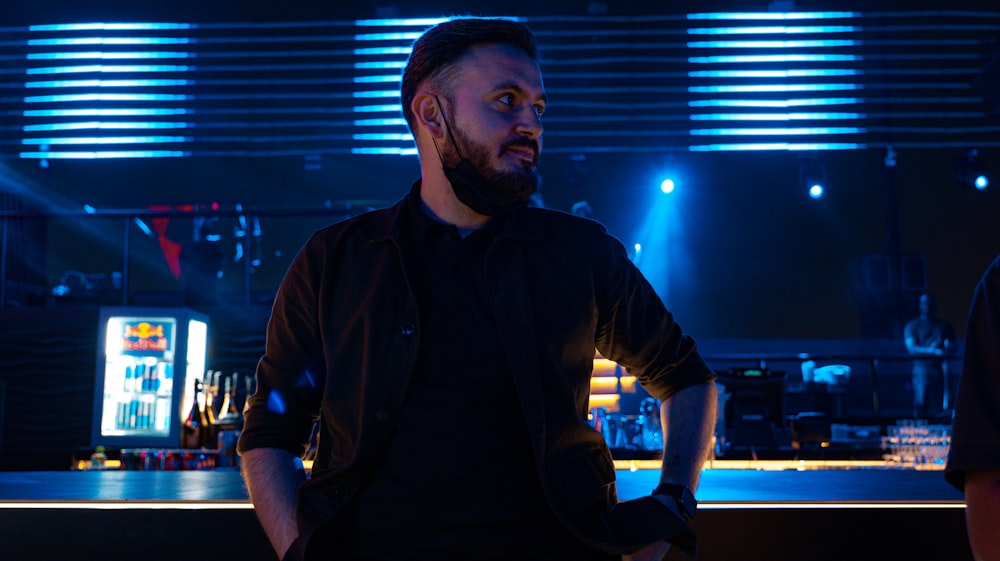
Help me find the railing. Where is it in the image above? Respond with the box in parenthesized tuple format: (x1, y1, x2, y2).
(0, 203, 391, 308)
(701, 351, 962, 421)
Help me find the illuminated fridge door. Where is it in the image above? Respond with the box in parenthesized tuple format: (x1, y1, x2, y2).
(92, 307, 208, 448)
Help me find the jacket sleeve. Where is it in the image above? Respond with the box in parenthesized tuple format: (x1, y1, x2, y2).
(238, 233, 327, 458)
(591, 231, 716, 401)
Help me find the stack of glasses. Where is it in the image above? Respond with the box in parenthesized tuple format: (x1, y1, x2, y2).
(881, 419, 952, 469)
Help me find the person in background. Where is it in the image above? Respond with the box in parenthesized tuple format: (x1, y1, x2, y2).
(945, 254, 1000, 561)
(237, 17, 717, 561)
(903, 292, 956, 418)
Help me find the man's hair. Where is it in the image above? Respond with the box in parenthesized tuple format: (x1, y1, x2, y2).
(400, 17, 538, 134)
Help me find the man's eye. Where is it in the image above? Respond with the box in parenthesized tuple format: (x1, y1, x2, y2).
(534, 105, 545, 117)
(499, 94, 513, 106)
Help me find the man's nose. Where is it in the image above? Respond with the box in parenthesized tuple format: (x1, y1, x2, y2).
(516, 108, 543, 139)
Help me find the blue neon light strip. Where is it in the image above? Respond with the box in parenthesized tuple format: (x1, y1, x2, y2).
(690, 84, 860, 93)
(689, 143, 864, 151)
(23, 136, 189, 145)
(354, 61, 406, 69)
(690, 127, 863, 135)
(352, 104, 401, 113)
(353, 32, 423, 42)
(354, 18, 449, 27)
(354, 47, 413, 55)
(27, 65, 192, 74)
(354, 118, 407, 126)
(353, 75, 402, 83)
(26, 79, 190, 88)
(24, 109, 190, 116)
(689, 54, 859, 63)
(26, 94, 190, 103)
(28, 37, 193, 46)
(24, 122, 192, 131)
(28, 52, 193, 60)
(687, 12, 859, 20)
(688, 25, 859, 34)
(20, 151, 190, 158)
(689, 69, 859, 78)
(352, 133, 411, 141)
(352, 90, 399, 98)
(690, 98, 862, 107)
(29, 23, 194, 31)
(351, 147, 418, 155)
(688, 40, 858, 48)
(690, 112, 864, 120)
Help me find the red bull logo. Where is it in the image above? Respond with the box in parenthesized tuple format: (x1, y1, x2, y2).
(122, 321, 169, 352)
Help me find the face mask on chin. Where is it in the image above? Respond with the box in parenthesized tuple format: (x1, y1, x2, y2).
(434, 97, 538, 216)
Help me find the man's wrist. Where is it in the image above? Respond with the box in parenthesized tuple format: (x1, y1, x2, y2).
(651, 482, 697, 521)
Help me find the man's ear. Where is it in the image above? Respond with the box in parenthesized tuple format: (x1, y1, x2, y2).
(412, 93, 445, 138)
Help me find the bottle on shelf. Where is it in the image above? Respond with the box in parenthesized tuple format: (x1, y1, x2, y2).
(216, 373, 242, 426)
(182, 377, 208, 449)
(90, 446, 108, 470)
(203, 370, 219, 426)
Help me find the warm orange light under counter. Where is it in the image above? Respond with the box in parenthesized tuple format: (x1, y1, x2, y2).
(588, 393, 620, 412)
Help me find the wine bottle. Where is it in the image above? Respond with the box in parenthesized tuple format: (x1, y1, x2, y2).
(216, 373, 242, 425)
(182, 377, 208, 448)
(203, 370, 218, 426)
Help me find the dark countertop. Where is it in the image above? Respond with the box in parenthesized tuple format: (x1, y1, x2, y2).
(0, 465, 963, 504)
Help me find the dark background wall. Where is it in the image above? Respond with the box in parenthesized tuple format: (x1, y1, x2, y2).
(2, 0, 999, 342)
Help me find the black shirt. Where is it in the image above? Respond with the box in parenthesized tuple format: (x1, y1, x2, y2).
(336, 197, 609, 560)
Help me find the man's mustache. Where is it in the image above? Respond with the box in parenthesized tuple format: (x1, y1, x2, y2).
(501, 138, 540, 161)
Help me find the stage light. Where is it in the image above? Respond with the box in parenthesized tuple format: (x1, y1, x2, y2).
(660, 178, 676, 194)
(955, 148, 989, 191)
(799, 153, 826, 199)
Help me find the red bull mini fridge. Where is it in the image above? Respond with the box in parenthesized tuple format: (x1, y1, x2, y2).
(91, 307, 209, 448)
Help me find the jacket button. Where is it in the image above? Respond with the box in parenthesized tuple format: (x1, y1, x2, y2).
(401, 323, 416, 336)
(375, 408, 390, 421)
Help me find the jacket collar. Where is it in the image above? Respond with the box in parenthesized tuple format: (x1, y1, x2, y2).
(361, 179, 546, 243)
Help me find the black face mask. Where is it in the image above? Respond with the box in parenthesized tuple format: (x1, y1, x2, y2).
(443, 158, 528, 216)
(434, 97, 534, 216)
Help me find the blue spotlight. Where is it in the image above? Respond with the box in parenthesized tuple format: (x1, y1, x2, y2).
(660, 178, 675, 194)
(956, 149, 989, 191)
(808, 183, 824, 199)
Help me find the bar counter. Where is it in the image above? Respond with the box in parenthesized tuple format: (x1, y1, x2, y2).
(0, 461, 971, 561)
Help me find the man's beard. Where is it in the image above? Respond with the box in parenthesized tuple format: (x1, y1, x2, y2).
(440, 121, 540, 216)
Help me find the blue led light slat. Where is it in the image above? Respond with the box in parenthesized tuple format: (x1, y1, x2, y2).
(19, 150, 190, 158)
(24, 109, 190, 116)
(22, 136, 190, 145)
(690, 112, 864, 120)
(28, 37, 194, 46)
(690, 98, 862, 107)
(26, 79, 190, 88)
(687, 25, 859, 35)
(24, 122, 192, 131)
(28, 52, 193, 60)
(689, 127, 864, 135)
(25, 94, 190, 103)
(688, 40, 858, 48)
(687, 12, 860, 20)
(688, 142, 865, 151)
(27, 65, 192, 74)
(29, 23, 194, 31)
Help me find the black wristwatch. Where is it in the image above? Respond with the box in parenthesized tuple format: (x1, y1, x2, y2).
(652, 482, 697, 521)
